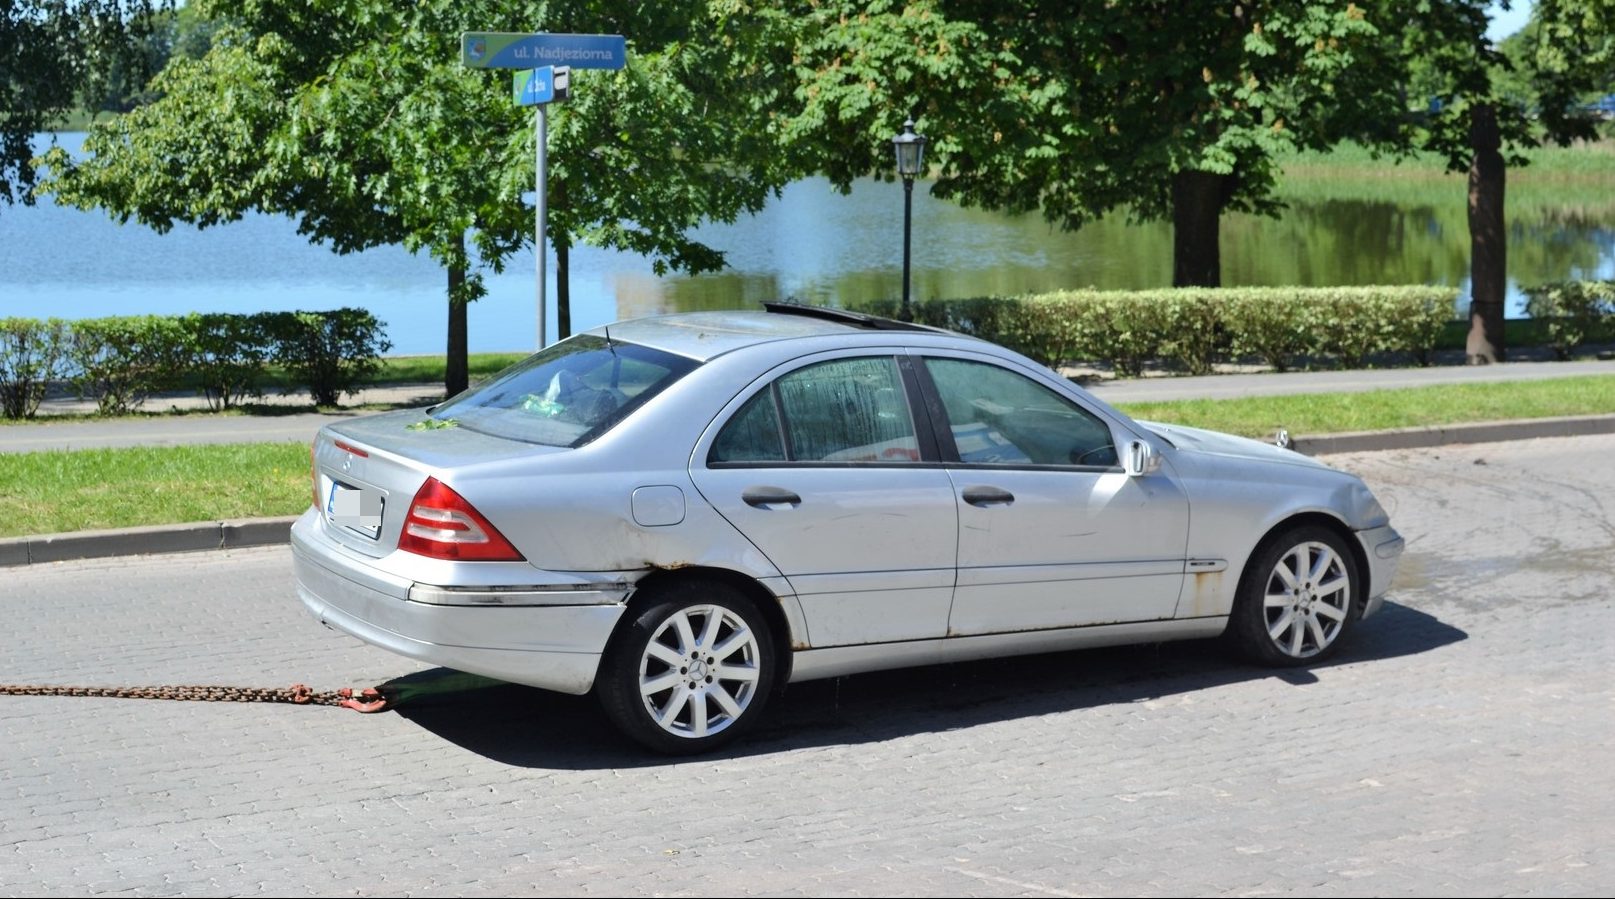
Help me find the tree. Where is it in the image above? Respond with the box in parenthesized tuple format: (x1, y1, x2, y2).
(0, 0, 165, 212)
(43, 0, 786, 394)
(747, 1, 1407, 288)
(1405, 0, 1615, 363)
(82, 3, 220, 115)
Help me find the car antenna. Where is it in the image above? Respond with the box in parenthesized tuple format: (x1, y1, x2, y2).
(604, 323, 614, 347)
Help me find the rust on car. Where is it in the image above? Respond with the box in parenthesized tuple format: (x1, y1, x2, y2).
(1188, 569, 1224, 617)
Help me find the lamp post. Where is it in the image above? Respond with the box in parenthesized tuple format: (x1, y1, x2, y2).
(892, 118, 927, 322)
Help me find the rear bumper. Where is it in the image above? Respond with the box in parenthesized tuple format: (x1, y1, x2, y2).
(290, 509, 629, 695)
(1354, 524, 1404, 619)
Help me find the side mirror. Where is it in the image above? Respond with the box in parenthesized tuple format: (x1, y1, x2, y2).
(1123, 439, 1161, 477)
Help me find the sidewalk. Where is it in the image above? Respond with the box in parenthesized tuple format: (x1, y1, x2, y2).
(5, 358, 1615, 454)
(1, 383, 442, 454)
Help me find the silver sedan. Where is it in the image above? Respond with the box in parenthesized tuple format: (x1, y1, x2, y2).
(292, 304, 1403, 753)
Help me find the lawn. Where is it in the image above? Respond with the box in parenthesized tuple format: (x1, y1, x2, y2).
(2, 443, 312, 538)
(4, 374, 1613, 537)
(1117, 375, 1615, 438)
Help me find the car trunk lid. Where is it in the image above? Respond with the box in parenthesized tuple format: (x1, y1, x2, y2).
(312, 409, 565, 558)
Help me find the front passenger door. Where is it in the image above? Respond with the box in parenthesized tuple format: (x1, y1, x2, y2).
(920, 355, 1190, 636)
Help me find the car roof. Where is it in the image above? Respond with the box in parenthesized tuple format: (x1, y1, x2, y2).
(582, 306, 965, 362)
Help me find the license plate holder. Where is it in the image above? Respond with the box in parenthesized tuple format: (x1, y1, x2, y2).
(325, 480, 384, 540)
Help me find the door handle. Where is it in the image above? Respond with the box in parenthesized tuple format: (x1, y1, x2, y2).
(742, 486, 802, 508)
(961, 486, 1015, 507)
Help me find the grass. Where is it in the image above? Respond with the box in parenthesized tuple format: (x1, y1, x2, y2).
(1115, 374, 1615, 439)
(1273, 138, 1615, 213)
(362, 353, 528, 386)
(0, 443, 311, 538)
(1278, 138, 1615, 178)
(5, 374, 1614, 537)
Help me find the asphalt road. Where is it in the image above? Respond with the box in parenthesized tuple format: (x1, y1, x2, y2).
(3, 435, 1613, 896)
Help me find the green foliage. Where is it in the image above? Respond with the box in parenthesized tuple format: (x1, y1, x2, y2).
(1211, 292, 1316, 372)
(66, 315, 188, 414)
(1400, 1, 1615, 361)
(0, 318, 69, 419)
(1154, 292, 1226, 376)
(175, 312, 276, 411)
(1065, 294, 1171, 379)
(1522, 280, 1615, 360)
(757, 1, 1410, 282)
(0, 1, 167, 211)
(41, 0, 793, 389)
(3, 311, 395, 415)
(850, 286, 1458, 374)
(266, 309, 392, 406)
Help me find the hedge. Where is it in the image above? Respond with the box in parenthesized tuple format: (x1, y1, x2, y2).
(0, 318, 69, 419)
(67, 315, 187, 415)
(853, 286, 1460, 374)
(1522, 280, 1615, 360)
(0, 309, 390, 419)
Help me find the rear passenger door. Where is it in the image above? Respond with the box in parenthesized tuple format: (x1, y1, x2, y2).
(689, 352, 959, 647)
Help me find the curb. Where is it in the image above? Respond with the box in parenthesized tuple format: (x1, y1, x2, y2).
(1, 517, 298, 567)
(1296, 413, 1615, 456)
(5, 414, 1615, 567)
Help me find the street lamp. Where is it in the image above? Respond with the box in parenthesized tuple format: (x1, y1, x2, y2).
(892, 118, 927, 322)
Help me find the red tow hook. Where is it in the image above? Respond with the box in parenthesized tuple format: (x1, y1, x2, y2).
(337, 687, 392, 713)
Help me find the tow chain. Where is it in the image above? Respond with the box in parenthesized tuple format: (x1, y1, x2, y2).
(0, 683, 393, 713)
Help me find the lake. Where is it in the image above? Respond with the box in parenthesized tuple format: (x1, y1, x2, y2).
(3, 133, 1612, 355)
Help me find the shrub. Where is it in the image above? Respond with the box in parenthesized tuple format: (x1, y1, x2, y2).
(1523, 280, 1615, 360)
(1382, 289, 1454, 366)
(176, 312, 277, 410)
(1311, 287, 1452, 368)
(1153, 289, 1225, 375)
(268, 308, 392, 406)
(67, 316, 188, 414)
(1220, 291, 1320, 372)
(853, 285, 1461, 375)
(0, 318, 69, 419)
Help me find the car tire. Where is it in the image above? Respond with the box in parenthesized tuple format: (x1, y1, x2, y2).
(597, 580, 777, 755)
(1228, 525, 1361, 667)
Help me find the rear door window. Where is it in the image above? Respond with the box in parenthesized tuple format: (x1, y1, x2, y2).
(708, 356, 922, 464)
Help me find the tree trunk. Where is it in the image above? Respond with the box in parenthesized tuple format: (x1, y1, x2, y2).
(556, 239, 571, 340)
(445, 233, 469, 397)
(1465, 102, 1507, 364)
(1171, 170, 1225, 287)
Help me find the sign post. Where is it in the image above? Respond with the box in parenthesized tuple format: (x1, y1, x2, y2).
(462, 33, 625, 349)
(510, 66, 570, 350)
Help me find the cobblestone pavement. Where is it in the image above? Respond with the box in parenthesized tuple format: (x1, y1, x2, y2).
(2, 435, 1612, 896)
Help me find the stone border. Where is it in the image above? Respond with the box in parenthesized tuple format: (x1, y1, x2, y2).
(1297, 413, 1615, 455)
(0, 517, 298, 567)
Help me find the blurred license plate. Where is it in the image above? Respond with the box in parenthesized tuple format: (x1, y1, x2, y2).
(326, 481, 383, 539)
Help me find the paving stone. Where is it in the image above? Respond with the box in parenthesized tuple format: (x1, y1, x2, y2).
(1, 434, 1613, 895)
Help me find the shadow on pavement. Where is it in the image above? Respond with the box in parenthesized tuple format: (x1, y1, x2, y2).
(386, 598, 1463, 769)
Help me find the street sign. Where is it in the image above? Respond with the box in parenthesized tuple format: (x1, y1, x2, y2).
(512, 66, 571, 106)
(462, 32, 626, 70)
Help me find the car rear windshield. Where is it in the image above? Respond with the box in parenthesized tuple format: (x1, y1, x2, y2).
(428, 335, 699, 447)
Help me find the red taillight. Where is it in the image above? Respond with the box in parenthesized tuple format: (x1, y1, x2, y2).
(397, 477, 525, 562)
